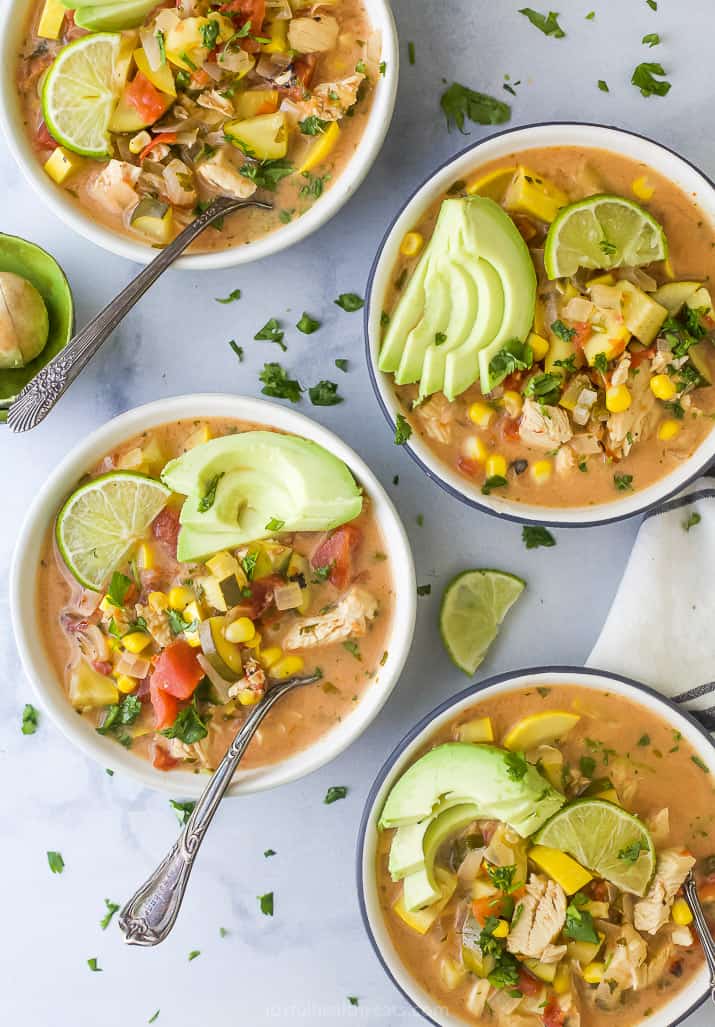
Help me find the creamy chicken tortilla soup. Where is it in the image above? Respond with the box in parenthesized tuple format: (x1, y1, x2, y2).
(376, 685, 715, 1027)
(17, 0, 377, 251)
(38, 419, 393, 772)
(379, 148, 715, 507)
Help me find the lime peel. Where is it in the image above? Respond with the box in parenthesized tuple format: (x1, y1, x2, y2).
(439, 569, 525, 675)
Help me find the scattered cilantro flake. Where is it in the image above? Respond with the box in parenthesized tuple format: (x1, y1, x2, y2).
(47, 850, 64, 874)
(646, 0, 657, 8)
(348, 997, 359, 1006)
(614, 473, 634, 491)
(632, 62, 671, 98)
(239, 158, 294, 191)
(394, 413, 412, 445)
(87, 957, 102, 972)
(107, 571, 132, 607)
(198, 472, 224, 512)
(643, 32, 660, 46)
(265, 517, 285, 532)
(600, 238, 617, 256)
(161, 702, 208, 745)
(296, 312, 320, 334)
(259, 362, 303, 403)
(593, 352, 609, 374)
(334, 292, 364, 312)
(585, 10, 595, 18)
(440, 82, 510, 133)
(379, 60, 386, 75)
(258, 892, 274, 916)
(325, 785, 348, 804)
(684, 512, 701, 532)
(407, 40, 415, 64)
(598, 79, 609, 92)
(618, 838, 649, 863)
(335, 358, 349, 372)
(518, 8, 566, 38)
(638, 734, 651, 747)
(100, 899, 119, 930)
(188, 950, 201, 961)
(309, 380, 343, 406)
(254, 318, 285, 350)
(505, 751, 528, 781)
(692, 755, 710, 773)
(215, 288, 241, 304)
(522, 526, 555, 549)
(166, 607, 189, 636)
(264, 848, 276, 858)
(148, 1012, 160, 1024)
(579, 755, 596, 778)
(228, 339, 244, 362)
(551, 319, 575, 342)
(298, 115, 329, 135)
(417, 584, 432, 596)
(21, 703, 38, 735)
(219, 927, 229, 937)
(342, 640, 361, 661)
(278, 209, 292, 224)
(564, 893, 599, 943)
(435, 331, 447, 346)
(170, 799, 196, 825)
(482, 475, 508, 496)
(486, 863, 518, 893)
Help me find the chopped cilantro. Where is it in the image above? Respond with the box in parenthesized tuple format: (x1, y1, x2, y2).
(21, 703, 38, 735)
(551, 319, 576, 342)
(259, 362, 303, 403)
(254, 318, 285, 350)
(684, 512, 701, 532)
(100, 899, 119, 930)
(107, 571, 132, 608)
(161, 702, 208, 745)
(188, 950, 201, 961)
(518, 8, 566, 37)
(600, 239, 617, 256)
(87, 957, 102, 972)
(522, 525, 555, 549)
(258, 892, 274, 916)
(324, 785, 348, 804)
(148, 1012, 160, 1024)
(264, 849, 276, 858)
(335, 358, 349, 372)
(488, 338, 534, 387)
(199, 19, 219, 48)
(482, 474, 508, 495)
(47, 850, 64, 874)
(598, 79, 609, 92)
(166, 607, 189, 636)
(170, 799, 196, 825)
(298, 115, 329, 135)
(417, 584, 432, 596)
(440, 82, 510, 133)
(505, 751, 528, 781)
(342, 640, 361, 660)
(215, 288, 241, 304)
(239, 158, 294, 191)
(618, 838, 649, 863)
(228, 339, 244, 362)
(631, 62, 671, 98)
(348, 996, 359, 1006)
(394, 413, 412, 445)
(564, 892, 599, 943)
(524, 372, 562, 405)
(692, 755, 710, 773)
(299, 171, 330, 199)
(334, 292, 364, 312)
(614, 473, 634, 491)
(486, 863, 518, 892)
(593, 352, 609, 374)
(643, 32, 660, 46)
(296, 312, 320, 334)
(637, 734, 651, 747)
(265, 517, 285, 532)
(309, 380, 343, 406)
(579, 755, 596, 778)
(407, 40, 415, 64)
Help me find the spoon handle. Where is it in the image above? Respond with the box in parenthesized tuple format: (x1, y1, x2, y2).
(7, 197, 271, 433)
(118, 672, 320, 947)
(683, 871, 715, 1004)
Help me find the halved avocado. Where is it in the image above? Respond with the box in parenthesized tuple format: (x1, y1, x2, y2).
(198, 616, 242, 680)
(401, 803, 480, 910)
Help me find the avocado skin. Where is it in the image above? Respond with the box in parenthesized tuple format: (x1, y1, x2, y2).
(378, 742, 563, 838)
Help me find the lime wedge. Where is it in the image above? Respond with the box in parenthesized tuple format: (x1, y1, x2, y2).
(534, 799, 656, 896)
(544, 194, 667, 279)
(56, 472, 171, 591)
(439, 569, 525, 675)
(41, 33, 122, 158)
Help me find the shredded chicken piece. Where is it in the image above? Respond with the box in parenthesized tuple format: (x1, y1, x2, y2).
(555, 445, 575, 475)
(295, 73, 364, 121)
(506, 873, 567, 960)
(197, 88, 236, 117)
(415, 393, 454, 444)
(87, 160, 141, 217)
(100, 603, 131, 635)
(136, 602, 172, 648)
(611, 353, 632, 386)
(196, 149, 257, 200)
(163, 158, 196, 207)
(167, 735, 213, 768)
(519, 398, 573, 450)
(228, 656, 266, 699)
(637, 936, 673, 989)
(540, 942, 568, 964)
(672, 925, 694, 948)
(569, 432, 602, 456)
(288, 15, 339, 52)
(634, 849, 695, 934)
(607, 364, 659, 458)
(282, 586, 378, 650)
(594, 923, 647, 1009)
(647, 808, 670, 847)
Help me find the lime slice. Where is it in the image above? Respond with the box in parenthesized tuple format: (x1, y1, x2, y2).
(56, 471, 171, 591)
(544, 194, 667, 279)
(439, 569, 525, 675)
(534, 799, 656, 896)
(42, 33, 122, 158)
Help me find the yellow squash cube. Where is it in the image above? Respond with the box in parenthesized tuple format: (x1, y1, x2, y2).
(38, 0, 66, 38)
(44, 146, 84, 184)
(529, 845, 593, 894)
(503, 166, 569, 223)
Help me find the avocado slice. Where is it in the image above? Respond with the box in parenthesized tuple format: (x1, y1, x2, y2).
(389, 797, 464, 880)
(401, 803, 481, 910)
(74, 0, 162, 31)
(378, 743, 564, 836)
(378, 197, 536, 400)
(161, 432, 362, 562)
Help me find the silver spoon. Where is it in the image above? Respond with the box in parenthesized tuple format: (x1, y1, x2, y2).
(118, 671, 321, 946)
(7, 196, 271, 433)
(683, 870, 715, 1006)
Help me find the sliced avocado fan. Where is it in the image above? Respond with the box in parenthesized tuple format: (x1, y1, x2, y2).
(378, 197, 537, 399)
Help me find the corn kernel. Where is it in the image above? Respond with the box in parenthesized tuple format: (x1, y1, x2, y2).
(531, 459, 553, 484)
(116, 674, 138, 694)
(136, 542, 154, 571)
(553, 964, 571, 995)
(183, 601, 203, 624)
(502, 390, 523, 418)
(148, 590, 168, 611)
(468, 401, 495, 427)
(400, 231, 424, 257)
(528, 331, 550, 361)
(491, 919, 509, 938)
(582, 962, 605, 985)
(243, 631, 262, 650)
(606, 384, 632, 413)
(224, 617, 256, 644)
(632, 175, 655, 201)
(270, 655, 305, 679)
(237, 688, 262, 706)
(122, 631, 151, 654)
(672, 898, 694, 926)
(462, 436, 488, 464)
(485, 453, 507, 478)
(658, 418, 682, 441)
(169, 585, 194, 611)
(260, 646, 283, 669)
(650, 374, 677, 401)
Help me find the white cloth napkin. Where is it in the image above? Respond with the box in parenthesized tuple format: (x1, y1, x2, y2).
(587, 477, 715, 728)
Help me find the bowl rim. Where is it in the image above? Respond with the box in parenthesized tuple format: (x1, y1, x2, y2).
(364, 121, 715, 527)
(10, 393, 417, 796)
(356, 663, 713, 1027)
(0, 0, 399, 271)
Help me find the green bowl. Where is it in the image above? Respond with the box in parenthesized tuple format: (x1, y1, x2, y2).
(0, 233, 74, 423)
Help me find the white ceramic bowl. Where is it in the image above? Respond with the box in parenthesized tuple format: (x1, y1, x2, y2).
(357, 665, 713, 1027)
(365, 123, 715, 526)
(0, 0, 398, 270)
(11, 394, 416, 796)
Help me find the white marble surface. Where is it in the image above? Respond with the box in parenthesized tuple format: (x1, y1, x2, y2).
(1, 1, 712, 1023)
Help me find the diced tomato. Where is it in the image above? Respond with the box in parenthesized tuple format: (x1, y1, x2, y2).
(220, 0, 265, 30)
(311, 523, 362, 590)
(125, 72, 169, 125)
(571, 321, 592, 349)
(471, 894, 506, 925)
(36, 120, 57, 150)
(293, 52, 318, 89)
(191, 67, 211, 86)
(517, 967, 542, 997)
(542, 996, 566, 1027)
(230, 575, 280, 619)
(149, 679, 180, 730)
(630, 345, 656, 368)
(588, 879, 610, 902)
(152, 506, 180, 557)
(139, 131, 177, 162)
(152, 640, 204, 700)
(501, 416, 521, 442)
(501, 370, 524, 391)
(456, 456, 480, 478)
(92, 660, 114, 677)
(152, 743, 179, 770)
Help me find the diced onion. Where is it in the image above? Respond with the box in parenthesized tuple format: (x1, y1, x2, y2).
(115, 651, 151, 678)
(457, 848, 485, 884)
(589, 283, 622, 310)
(274, 582, 303, 611)
(562, 296, 594, 322)
(140, 25, 163, 73)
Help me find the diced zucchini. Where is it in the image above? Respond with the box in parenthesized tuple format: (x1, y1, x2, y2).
(503, 166, 569, 224)
(439, 956, 467, 990)
(38, 0, 66, 39)
(235, 89, 280, 119)
(217, 574, 245, 607)
(689, 342, 713, 386)
(262, 541, 293, 574)
(582, 310, 630, 366)
(462, 915, 497, 978)
(198, 616, 242, 680)
(524, 958, 557, 983)
(134, 47, 176, 97)
(109, 86, 172, 133)
(224, 112, 288, 160)
(618, 282, 668, 346)
(130, 198, 174, 245)
(559, 374, 592, 412)
(652, 280, 702, 316)
(69, 660, 119, 711)
(455, 717, 494, 743)
(44, 146, 84, 184)
(196, 575, 227, 613)
(566, 933, 605, 966)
